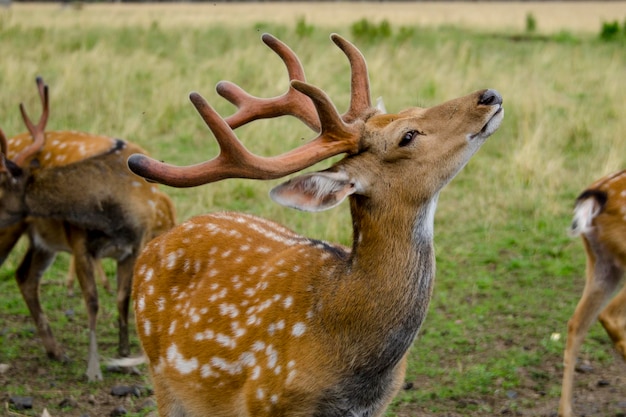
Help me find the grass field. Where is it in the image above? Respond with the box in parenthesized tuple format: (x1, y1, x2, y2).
(1, 2, 626, 416)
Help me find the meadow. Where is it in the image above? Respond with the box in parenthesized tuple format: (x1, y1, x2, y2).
(1, 2, 626, 416)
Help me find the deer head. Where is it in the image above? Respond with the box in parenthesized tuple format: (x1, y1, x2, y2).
(0, 77, 50, 227)
(128, 33, 503, 416)
(0, 77, 122, 228)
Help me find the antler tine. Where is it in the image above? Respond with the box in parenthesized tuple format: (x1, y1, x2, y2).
(128, 87, 360, 188)
(330, 33, 373, 123)
(13, 77, 50, 167)
(216, 33, 320, 132)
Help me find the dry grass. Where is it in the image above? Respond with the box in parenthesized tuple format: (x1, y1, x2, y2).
(1, 3, 626, 416)
(6, 1, 626, 32)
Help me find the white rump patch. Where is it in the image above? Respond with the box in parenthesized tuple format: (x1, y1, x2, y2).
(571, 197, 601, 236)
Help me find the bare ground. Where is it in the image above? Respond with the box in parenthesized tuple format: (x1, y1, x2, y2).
(2, 310, 626, 417)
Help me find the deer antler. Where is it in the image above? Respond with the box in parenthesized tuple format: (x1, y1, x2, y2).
(13, 77, 49, 167)
(217, 33, 319, 131)
(128, 34, 370, 188)
(129, 84, 361, 187)
(330, 33, 372, 123)
(217, 33, 372, 131)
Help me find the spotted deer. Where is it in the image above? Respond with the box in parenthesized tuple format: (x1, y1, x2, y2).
(559, 170, 626, 417)
(4, 84, 118, 294)
(0, 77, 176, 381)
(128, 33, 504, 416)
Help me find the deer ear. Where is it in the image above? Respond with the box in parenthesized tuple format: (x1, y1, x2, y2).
(270, 170, 358, 212)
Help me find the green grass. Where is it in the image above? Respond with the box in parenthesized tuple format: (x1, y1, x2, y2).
(1, 4, 626, 416)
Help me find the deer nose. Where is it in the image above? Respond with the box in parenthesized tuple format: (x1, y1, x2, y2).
(478, 89, 502, 106)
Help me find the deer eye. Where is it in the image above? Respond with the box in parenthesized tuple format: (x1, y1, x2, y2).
(399, 130, 419, 147)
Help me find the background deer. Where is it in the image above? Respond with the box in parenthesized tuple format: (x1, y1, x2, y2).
(5, 97, 117, 295)
(0, 78, 176, 381)
(127, 33, 503, 416)
(559, 170, 626, 417)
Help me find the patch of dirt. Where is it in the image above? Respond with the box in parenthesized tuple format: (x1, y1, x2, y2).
(4, 351, 626, 416)
(2, 314, 626, 417)
(396, 349, 626, 417)
(0, 355, 155, 417)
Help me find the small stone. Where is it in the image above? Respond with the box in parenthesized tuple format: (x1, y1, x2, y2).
(59, 396, 79, 408)
(136, 398, 157, 412)
(402, 382, 414, 390)
(9, 396, 33, 410)
(110, 385, 141, 397)
(506, 390, 518, 399)
(597, 379, 610, 387)
(575, 363, 594, 373)
(110, 406, 127, 416)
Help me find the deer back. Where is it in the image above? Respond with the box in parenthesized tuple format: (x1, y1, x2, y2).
(7, 131, 119, 168)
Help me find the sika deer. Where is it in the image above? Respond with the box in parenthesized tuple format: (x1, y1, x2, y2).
(559, 170, 626, 417)
(0, 78, 176, 381)
(128, 33, 504, 416)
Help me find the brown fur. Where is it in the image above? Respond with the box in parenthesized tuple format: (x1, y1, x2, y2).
(0, 79, 176, 381)
(559, 170, 626, 417)
(130, 35, 504, 416)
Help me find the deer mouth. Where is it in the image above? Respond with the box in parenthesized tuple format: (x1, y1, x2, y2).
(470, 105, 504, 141)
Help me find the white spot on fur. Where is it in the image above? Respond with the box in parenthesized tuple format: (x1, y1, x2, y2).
(167, 344, 198, 375)
(137, 296, 146, 312)
(240, 352, 256, 367)
(252, 341, 265, 352)
(144, 268, 154, 282)
(216, 333, 236, 349)
(194, 329, 215, 341)
(286, 369, 297, 385)
(292, 322, 306, 337)
(251, 365, 261, 380)
(266, 345, 278, 369)
(211, 357, 242, 375)
(200, 364, 218, 378)
(219, 303, 239, 318)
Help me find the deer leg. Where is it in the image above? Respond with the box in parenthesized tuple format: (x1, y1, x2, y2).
(116, 255, 135, 357)
(66, 257, 110, 297)
(151, 375, 189, 417)
(559, 237, 622, 417)
(0, 222, 27, 266)
(15, 244, 64, 361)
(70, 235, 102, 382)
(66, 256, 77, 297)
(599, 277, 626, 359)
(97, 261, 111, 294)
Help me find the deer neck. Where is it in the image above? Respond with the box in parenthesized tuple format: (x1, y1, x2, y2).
(320, 193, 439, 370)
